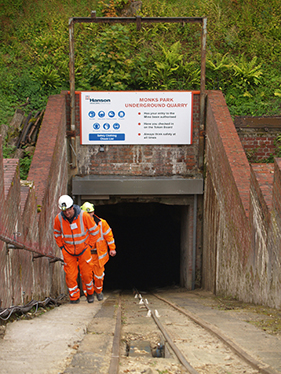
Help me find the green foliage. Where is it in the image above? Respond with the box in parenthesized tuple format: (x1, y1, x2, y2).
(2, 143, 16, 158)
(96, 0, 130, 17)
(232, 55, 263, 89)
(80, 24, 133, 90)
(206, 52, 263, 92)
(0, 0, 281, 127)
(135, 41, 200, 90)
(206, 52, 233, 91)
(3, 143, 32, 180)
(32, 65, 61, 89)
(19, 148, 33, 180)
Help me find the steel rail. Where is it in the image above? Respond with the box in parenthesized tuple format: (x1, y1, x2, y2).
(108, 295, 122, 374)
(152, 293, 280, 374)
(133, 292, 199, 374)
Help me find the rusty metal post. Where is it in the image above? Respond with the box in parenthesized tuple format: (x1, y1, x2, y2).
(69, 17, 77, 169)
(136, 16, 142, 31)
(199, 17, 207, 170)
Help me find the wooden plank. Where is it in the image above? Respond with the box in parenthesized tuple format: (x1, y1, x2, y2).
(234, 116, 281, 128)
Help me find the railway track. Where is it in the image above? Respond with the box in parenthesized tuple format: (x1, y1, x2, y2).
(106, 290, 279, 374)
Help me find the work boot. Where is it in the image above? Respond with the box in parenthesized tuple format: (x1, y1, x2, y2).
(87, 293, 95, 303)
(96, 292, 104, 301)
(70, 298, 80, 304)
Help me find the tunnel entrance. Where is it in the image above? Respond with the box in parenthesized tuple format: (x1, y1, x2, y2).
(73, 175, 203, 290)
(95, 202, 181, 291)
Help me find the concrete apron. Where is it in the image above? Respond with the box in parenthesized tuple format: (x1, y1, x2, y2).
(0, 296, 105, 374)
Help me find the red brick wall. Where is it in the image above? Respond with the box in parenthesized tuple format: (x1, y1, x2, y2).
(203, 91, 251, 297)
(29, 94, 68, 255)
(0, 137, 4, 226)
(0, 158, 21, 306)
(65, 91, 201, 176)
(204, 90, 281, 308)
(237, 130, 278, 161)
(0, 94, 68, 307)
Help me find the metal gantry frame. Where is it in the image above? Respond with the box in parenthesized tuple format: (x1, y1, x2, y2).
(68, 11, 207, 169)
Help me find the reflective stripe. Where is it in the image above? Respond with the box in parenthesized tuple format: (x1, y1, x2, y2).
(94, 273, 105, 280)
(63, 228, 88, 238)
(86, 257, 92, 263)
(69, 285, 78, 292)
(89, 225, 98, 233)
(86, 280, 93, 287)
(58, 213, 63, 232)
(79, 211, 84, 234)
(70, 289, 80, 297)
(64, 236, 88, 245)
(104, 228, 111, 235)
(99, 222, 104, 240)
(96, 286, 102, 290)
(64, 232, 87, 239)
(98, 252, 107, 260)
(90, 230, 99, 237)
(59, 211, 89, 239)
(107, 240, 114, 245)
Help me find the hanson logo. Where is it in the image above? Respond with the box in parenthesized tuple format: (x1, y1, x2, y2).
(88, 97, 111, 103)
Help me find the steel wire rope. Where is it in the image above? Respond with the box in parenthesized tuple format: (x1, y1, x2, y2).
(0, 308, 15, 321)
(0, 295, 67, 321)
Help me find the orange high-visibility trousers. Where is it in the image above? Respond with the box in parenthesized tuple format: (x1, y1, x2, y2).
(92, 253, 105, 294)
(82, 253, 105, 296)
(62, 247, 94, 301)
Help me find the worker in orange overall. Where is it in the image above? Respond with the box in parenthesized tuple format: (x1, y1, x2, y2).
(53, 195, 99, 304)
(80, 202, 116, 301)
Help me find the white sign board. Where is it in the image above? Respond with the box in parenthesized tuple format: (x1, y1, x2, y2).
(80, 91, 193, 145)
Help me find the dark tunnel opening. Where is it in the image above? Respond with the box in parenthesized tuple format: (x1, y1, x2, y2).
(95, 202, 182, 291)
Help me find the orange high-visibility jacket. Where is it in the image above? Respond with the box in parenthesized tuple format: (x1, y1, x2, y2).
(54, 205, 99, 256)
(92, 214, 116, 267)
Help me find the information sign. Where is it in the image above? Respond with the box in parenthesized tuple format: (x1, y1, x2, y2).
(80, 91, 193, 145)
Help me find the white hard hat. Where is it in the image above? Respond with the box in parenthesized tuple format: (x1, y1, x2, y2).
(58, 195, 73, 211)
(81, 202, 95, 213)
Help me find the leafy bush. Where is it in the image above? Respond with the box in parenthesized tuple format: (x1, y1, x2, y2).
(79, 24, 133, 90)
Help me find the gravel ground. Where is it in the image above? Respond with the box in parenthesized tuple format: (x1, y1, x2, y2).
(187, 289, 281, 337)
